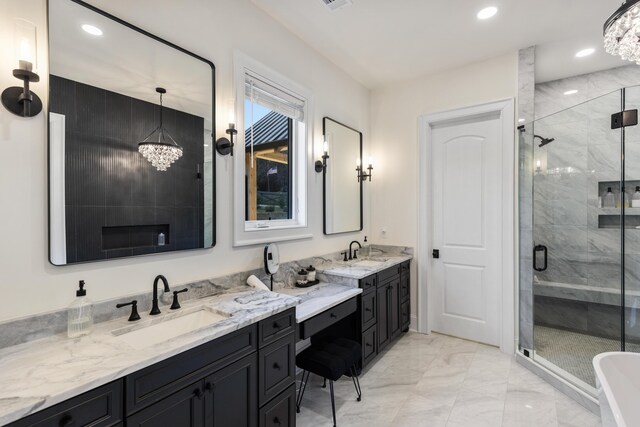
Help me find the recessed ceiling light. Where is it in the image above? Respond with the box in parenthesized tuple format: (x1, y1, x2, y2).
(82, 24, 103, 36)
(477, 6, 498, 20)
(576, 48, 595, 58)
(564, 89, 579, 95)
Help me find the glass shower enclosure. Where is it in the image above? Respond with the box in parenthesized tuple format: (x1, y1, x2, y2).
(521, 86, 640, 394)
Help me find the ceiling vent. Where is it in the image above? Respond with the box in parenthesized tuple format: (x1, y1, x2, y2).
(321, 0, 352, 11)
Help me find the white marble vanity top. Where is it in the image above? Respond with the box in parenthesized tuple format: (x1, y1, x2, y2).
(0, 287, 299, 426)
(277, 283, 363, 322)
(320, 255, 413, 279)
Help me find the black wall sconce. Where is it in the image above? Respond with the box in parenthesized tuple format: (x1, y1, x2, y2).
(315, 141, 330, 173)
(357, 160, 373, 182)
(216, 123, 237, 156)
(2, 19, 42, 118)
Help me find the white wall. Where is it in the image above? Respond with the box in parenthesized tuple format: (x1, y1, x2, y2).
(369, 52, 519, 317)
(0, 0, 370, 322)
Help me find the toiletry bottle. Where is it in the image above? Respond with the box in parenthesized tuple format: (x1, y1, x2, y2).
(361, 236, 370, 258)
(603, 187, 615, 208)
(307, 265, 316, 282)
(633, 186, 640, 208)
(68, 280, 93, 338)
(158, 232, 165, 246)
(623, 187, 631, 208)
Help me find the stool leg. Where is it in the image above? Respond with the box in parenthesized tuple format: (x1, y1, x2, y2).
(350, 366, 362, 402)
(329, 380, 337, 427)
(322, 377, 327, 388)
(296, 370, 310, 413)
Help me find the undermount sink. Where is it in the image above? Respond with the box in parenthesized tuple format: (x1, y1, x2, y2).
(351, 260, 386, 268)
(112, 307, 231, 350)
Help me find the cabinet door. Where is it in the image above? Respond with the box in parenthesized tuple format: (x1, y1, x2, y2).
(376, 285, 389, 351)
(126, 381, 204, 427)
(204, 353, 258, 427)
(390, 278, 401, 340)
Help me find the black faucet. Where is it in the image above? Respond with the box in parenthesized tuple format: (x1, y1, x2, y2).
(150, 275, 171, 315)
(349, 241, 362, 260)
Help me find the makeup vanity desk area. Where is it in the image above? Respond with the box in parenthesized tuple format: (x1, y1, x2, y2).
(278, 256, 412, 369)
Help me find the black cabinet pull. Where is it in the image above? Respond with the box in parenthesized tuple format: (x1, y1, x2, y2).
(533, 245, 548, 272)
(193, 387, 202, 399)
(205, 382, 213, 393)
(273, 321, 281, 329)
(59, 415, 75, 427)
(272, 417, 281, 425)
(365, 307, 372, 312)
(273, 362, 281, 370)
(366, 342, 372, 347)
(330, 313, 337, 318)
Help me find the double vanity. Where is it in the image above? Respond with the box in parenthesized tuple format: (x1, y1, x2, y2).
(0, 254, 412, 427)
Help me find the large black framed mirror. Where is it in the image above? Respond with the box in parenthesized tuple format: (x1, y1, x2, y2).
(47, 0, 215, 265)
(322, 117, 363, 235)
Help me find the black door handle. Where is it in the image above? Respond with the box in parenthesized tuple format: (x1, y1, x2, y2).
(533, 245, 548, 272)
(432, 249, 440, 259)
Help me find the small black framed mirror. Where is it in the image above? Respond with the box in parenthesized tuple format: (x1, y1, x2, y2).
(322, 117, 363, 235)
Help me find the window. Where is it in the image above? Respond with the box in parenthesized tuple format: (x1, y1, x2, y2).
(232, 53, 311, 246)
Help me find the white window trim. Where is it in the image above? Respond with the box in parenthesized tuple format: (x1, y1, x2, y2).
(232, 51, 313, 247)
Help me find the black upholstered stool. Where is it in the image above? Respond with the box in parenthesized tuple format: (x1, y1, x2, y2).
(295, 337, 362, 427)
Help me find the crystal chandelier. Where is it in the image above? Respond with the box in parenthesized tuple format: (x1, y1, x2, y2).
(604, 0, 640, 63)
(138, 87, 183, 171)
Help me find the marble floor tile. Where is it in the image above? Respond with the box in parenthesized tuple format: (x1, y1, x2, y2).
(295, 332, 600, 427)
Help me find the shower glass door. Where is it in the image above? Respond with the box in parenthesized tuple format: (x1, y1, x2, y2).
(624, 85, 640, 352)
(530, 89, 623, 393)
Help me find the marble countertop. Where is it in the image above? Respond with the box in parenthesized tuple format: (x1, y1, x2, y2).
(277, 283, 363, 322)
(319, 255, 413, 280)
(0, 287, 299, 426)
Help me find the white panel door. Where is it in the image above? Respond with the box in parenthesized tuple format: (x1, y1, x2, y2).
(430, 114, 502, 346)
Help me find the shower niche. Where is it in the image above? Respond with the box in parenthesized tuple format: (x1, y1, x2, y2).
(597, 180, 640, 229)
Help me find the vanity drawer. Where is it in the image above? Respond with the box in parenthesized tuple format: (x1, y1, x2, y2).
(361, 290, 377, 331)
(259, 384, 296, 427)
(299, 298, 357, 339)
(400, 273, 410, 302)
(259, 333, 296, 406)
(9, 380, 123, 427)
(360, 274, 377, 293)
(362, 326, 377, 367)
(125, 324, 257, 415)
(378, 265, 401, 285)
(259, 308, 296, 348)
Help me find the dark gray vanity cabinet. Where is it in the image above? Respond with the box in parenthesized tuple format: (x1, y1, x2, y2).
(359, 260, 411, 368)
(8, 309, 297, 427)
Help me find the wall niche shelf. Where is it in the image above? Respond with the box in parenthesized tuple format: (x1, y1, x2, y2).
(597, 180, 640, 229)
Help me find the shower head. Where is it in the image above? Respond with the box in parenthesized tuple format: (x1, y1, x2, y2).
(534, 134, 555, 148)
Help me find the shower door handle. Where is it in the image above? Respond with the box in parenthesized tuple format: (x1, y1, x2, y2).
(533, 245, 548, 272)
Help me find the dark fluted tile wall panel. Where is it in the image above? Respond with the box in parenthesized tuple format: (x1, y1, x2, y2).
(50, 75, 205, 263)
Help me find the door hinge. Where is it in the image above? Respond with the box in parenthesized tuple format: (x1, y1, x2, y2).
(611, 109, 638, 129)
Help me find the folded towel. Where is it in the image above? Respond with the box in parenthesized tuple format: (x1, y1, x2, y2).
(247, 275, 270, 292)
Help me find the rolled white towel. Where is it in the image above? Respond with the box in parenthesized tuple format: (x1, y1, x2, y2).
(247, 275, 270, 292)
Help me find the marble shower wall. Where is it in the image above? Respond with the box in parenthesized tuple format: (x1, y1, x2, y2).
(530, 65, 640, 293)
(518, 47, 535, 351)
